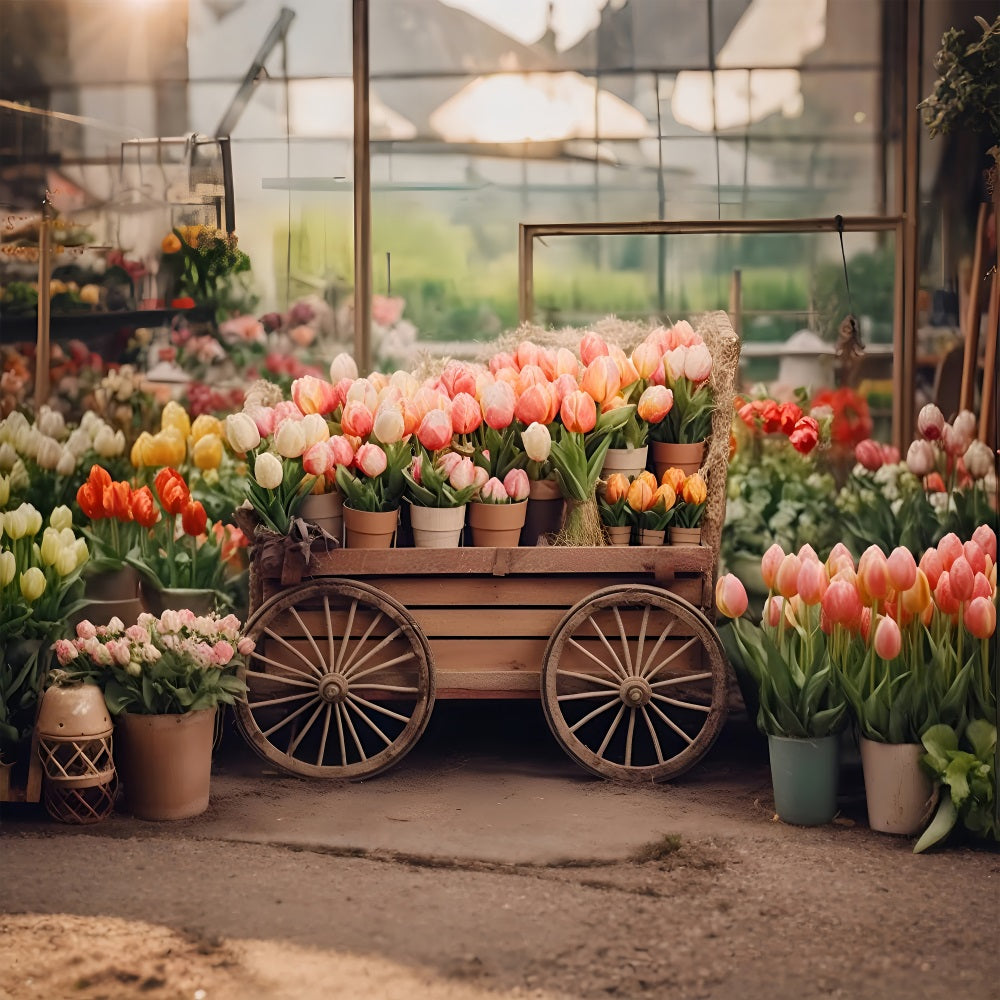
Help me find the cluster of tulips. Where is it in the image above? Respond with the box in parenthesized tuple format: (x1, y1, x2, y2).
(131, 401, 228, 473)
(222, 319, 716, 542)
(600, 467, 708, 536)
(716, 524, 997, 743)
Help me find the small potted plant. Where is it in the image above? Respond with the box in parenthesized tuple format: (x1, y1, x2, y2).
(468, 469, 530, 547)
(598, 472, 633, 546)
(624, 471, 676, 546)
(667, 470, 707, 546)
(403, 443, 482, 548)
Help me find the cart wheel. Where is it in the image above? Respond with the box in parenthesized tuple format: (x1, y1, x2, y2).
(541, 585, 728, 782)
(235, 579, 435, 779)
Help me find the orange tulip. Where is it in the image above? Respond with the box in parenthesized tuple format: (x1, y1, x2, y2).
(635, 470, 658, 495)
(651, 482, 676, 512)
(131, 486, 160, 530)
(514, 383, 554, 427)
(681, 473, 707, 505)
(900, 568, 932, 616)
(626, 476, 654, 512)
(604, 473, 629, 504)
(637, 385, 673, 423)
(155, 468, 190, 517)
(161, 232, 181, 254)
(560, 390, 597, 434)
(580, 355, 621, 405)
(181, 499, 208, 537)
(660, 467, 686, 493)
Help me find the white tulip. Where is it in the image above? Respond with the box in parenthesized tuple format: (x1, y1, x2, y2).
(35, 436, 63, 471)
(0, 442, 17, 471)
(56, 448, 76, 477)
(274, 419, 307, 459)
(50, 506, 72, 531)
(9, 459, 28, 491)
(65, 427, 91, 456)
(254, 451, 284, 490)
(329, 352, 359, 383)
(373, 404, 405, 445)
(346, 378, 378, 411)
(225, 412, 261, 453)
(0, 549, 15, 586)
(40, 527, 61, 566)
(0, 411, 28, 441)
(93, 425, 123, 457)
(952, 410, 977, 448)
(21, 504, 42, 536)
(0, 474, 8, 507)
(73, 537, 90, 567)
(14, 425, 39, 459)
(963, 440, 996, 481)
(79, 411, 101, 434)
(521, 422, 552, 463)
(3, 508, 28, 540)
(389, 369, 419, 397)
(37, 407, 66, 439)
(300, 413, 331, 449)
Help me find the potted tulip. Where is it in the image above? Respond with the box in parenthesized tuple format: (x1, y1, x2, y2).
(624, 471, 676, 546)
(717, 552, 848, 826)
(597, 472, 633, 546)
(520, 421, 562, 546)
(666, 470, 707, 545)
(402, 446, 482, 548)
(468, 469, 530, 547)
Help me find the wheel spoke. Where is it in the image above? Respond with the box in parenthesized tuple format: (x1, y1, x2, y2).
(335, 702, 347, 766)
(323, 595, 336, 673)
(341, 700, 368, 761)
(568, 695, 620, 734)
(588, 614, 629, 678)
(347, 692, 411, 724)
(317, 705, 332, 766)
(612, 605, 634, 675)
(351, 683, 420, 694)
(248, 655, 319, 685)
(343, 626, 406, 679)
(555, 668, 620, 691)
(637, 619, 676, 677)
(596, 704, 625, 757)
(263, 627, 324, 678)
(651, 692, 712, 714)
(261, 696, 322, 739)
(335, 599, 359, 672)
(624, 707, 636, 766)
(642, 636, 699, 682)
(648, 700, 695, 746)
(641, 706, 665, 764)
(247, 690, 316, 710)
(290, 604, 328, 674)
(566, 637, 626, 685)
(346, 649, 416, 683)
(345, 698, 394, 748)
(634, 605, 650, 679)
(287, 700, 326, 757)
(246, 667, 317, 690)
(340, 611, 387, 675)
(650, 672, 712, 689)
(557, 689, 622, 702)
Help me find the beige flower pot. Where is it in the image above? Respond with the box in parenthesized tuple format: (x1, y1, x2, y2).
(298, 490, 344, 545)
(604, 524, 632, 546)
(669, 527, 702, 546)
(116, 708, 216, 821)
(409, 503, 466, 548)
(468, 501, 527, 547)
(601, 446, 648, 483)
(651, 440, 705, 478)
(860, 737, 937, 835)
(639, 528, 666, 546)
(343, 505, 398, 549)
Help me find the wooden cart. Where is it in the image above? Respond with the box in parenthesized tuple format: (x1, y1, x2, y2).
(234, 312, 740, 783)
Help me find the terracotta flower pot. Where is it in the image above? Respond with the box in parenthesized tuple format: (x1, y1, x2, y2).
(860, 737, 937, 835)
(669, 526, 702, 546)
(343, 505, 398, 549)
(468, 501, 527, 547)
(409, 503, 466, 548)
(651, 440, 705, 478)
(298, 490, 344, 545)
(604, 524, 632, 546)
(83, 566, 140, 603)
(601, 446, 648, 483)
(521, 479, 564, 547)
(116, 708, 216, 821)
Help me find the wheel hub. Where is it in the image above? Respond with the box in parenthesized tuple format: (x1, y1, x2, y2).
(619, 677, 652, 707)
(318, 673, 349, 703)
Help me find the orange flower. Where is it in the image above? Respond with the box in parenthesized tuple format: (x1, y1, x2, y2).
(104, 481, 134, 521)
(560, 390, 597, 434)
(181, 500, 208, 537)
(660, 467, 686, 493)
(76, 480, 104, 519)
(681, 473, 707, 505)
(161, 233, 182, 254)
(604, 473, 630, 504)
(131, 486, 160, 530)
(155, 467, 190, 516)
(651, 482, 676, 512)
(626, 477, 655, 512)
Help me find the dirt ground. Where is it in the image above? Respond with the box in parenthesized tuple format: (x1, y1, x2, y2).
(2, 704, 998, 1000)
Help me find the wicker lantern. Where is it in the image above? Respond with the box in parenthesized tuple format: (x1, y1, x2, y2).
(35, 681, 117, 823)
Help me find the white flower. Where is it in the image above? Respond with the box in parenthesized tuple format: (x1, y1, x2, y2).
(329, 352, 358, 383)
(37, 406, 66, 439)
(225, 412, 262, 453)
(56, 447, 76, 477)
(254, 451, 284, 490)
(273, 420, 307, 459)
(93, 425, 125, 458)
(65, 427, 91, 457)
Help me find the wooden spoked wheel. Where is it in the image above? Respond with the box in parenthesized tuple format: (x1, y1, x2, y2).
(541, 585, 728, 782)
(235, 579, 435, 779)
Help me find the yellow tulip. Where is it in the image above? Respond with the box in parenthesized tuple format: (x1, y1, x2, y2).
(682, 473, 707, 505)
(190, 414, 223, 443)
(20, 566, 46, 601)
(161, 232, 182, 254)
(192, 433, 223, 471)
(161, 400, 191, 438)
(148, 428, 187, 467)
(131, 431, 154, 468)
(0, 549, 15, 587)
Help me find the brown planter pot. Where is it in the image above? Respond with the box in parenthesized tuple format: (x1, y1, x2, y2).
(71, 597, 144, 632)
(140, 585, 217, 617)
(116, 708, 216, 821)
(468, 501, 528, 547)
(669, 526, 702, 546)
(298, 490, 344, 545)
(520, 479, 564, 547)
(639, 528, 666, 546)
(651, 440, 705, 478)
(604, 524, 632, 546)
(83, 566, 140, 603)
(343, 505, 398, 549)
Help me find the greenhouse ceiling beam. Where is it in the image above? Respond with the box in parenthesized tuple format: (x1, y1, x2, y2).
(353, 0, 372, 373)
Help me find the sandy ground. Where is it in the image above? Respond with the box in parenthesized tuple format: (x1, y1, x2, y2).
(2, 704, 998, 1000)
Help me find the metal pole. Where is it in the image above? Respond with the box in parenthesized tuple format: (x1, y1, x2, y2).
(352, 0, 372, 372)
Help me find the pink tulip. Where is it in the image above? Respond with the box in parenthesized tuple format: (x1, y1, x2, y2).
(917, 403, 944, 441)
(537, 349, 558, 381)
(669, 320, 699, 347)
(715, 573, 748, 619)
(760, 543, 785, 590)
(663, 346, 688, 382)
(825, 542, 855, 578)
(451, 393, 482, 435)
(409, 453, 423, 484)
(355, 443, 387, 477)
(952, 410, 977, 448)
(774, 553, 802, 599)
(972, 572, 993, 601)
(438, 361, 477, 399)
(965, 596, 997, 639)
(886, 547, 917, 592)
(857, 545, 890, 604)
(631, 340, 663, 380)
(579, 332, 610, 366)
(949, 555, 974, 602)
(516, 364, 548, 395)
(855, 438, 884, 472)
(609, 346, 640, 389)
(448, 456, 477, 491)
(551, 373, 579, 407)
(906, 439, 936, 477)
(581, 356, 621, 405)
(941, 423, 968, 457)
(764, 595, 783, 628)
(555, 348, 580, 378)
(683, 343, 712, 383)
(873, 615, 902, 659)
(302, 441, 333, 477)
(438, 451, 463, 478)
(963, 540, 986, 576)
(341, 400, 374, 439)
(797, 559, 829, 605)
(489, 351, 516, 374)
(822, 579, 863, 631)
(934, 571, 959, 616)
(503, 468, 530, 501)
(416, 409, 453, 452)
(918, 547, 944, 589)
(797, 543, 819, 563)
(972, 524, 997, 562)
(515, 383, 555, 426)
(560, 390, 597, 434)
(247, 405, 277, 439)
(860, 607, 873, 643)
(937, 533, 963, 571)
(473, 465, 489, 490)
(292, 375, 338, 416)
(514, 340, 542, 371)
(328, 435, 355, 467)
(481, 382, 516, 430)
(480, 477, 508, 503)
(636, 385, 673, 423)
(274, 400, 303, 424)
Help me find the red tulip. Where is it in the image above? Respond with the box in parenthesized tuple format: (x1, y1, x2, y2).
(789, 415, 819, 455)
(155, 468, 190, 517)
(855, 438, 884, 472)
(181, 500, 207, 537)
(131, 486, 159, 530)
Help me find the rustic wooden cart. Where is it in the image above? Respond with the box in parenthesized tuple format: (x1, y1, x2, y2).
(234, 312, 740, 784)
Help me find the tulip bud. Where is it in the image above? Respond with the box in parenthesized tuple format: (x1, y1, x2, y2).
(603, 473, 629, 504)
(0, 549, 14, 586)
(55, 546, 79, 577)
(905, 439, 935, 477)
(626, 477, 655, 513)
(965, 595, 997, 639)
(3, 507, 28, 540)
(917, 403, 944, 441)
(886, 547, 917, 592)
(355, 443, 388, 478)
(937, 532, 963, 570)
(73, 538, 89, 568)
(796, 558, 829, 605)
(900, 568, 932, 616)
(855, 439, 884, 472)
(715, 573, 749, 618)
(274, 419, 308, 459)
(873, 615, 902, 660)
(93, 425, 123, 458)
(683, 343, 712, 382)
(560, 390, 597, 434)
(416, 409, 454, 452)
(161, 400, 191, 438)
(503, 468, 530, 502)
(952, 409, 977, 446)
(254, 452, 284, 490)
(49, 506, 72, 532)
(330, 352, 359, 383)
(0, 474, 8, 508)
(521, 422, 552, 464)
(56, 448, 76, 477)
(226, 412, 262, 453)
(37, 406, 66, 439)
(761, 543, 785, 591)
(192, 433, 223, 471)
(774, 553, 802, 599)
(20, 566, 46, 602)
(857, 545, 890, 604)
(636, 384, 673, 424)
(972, 524, 997, 562)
